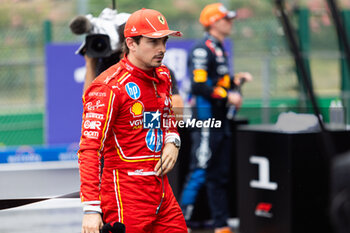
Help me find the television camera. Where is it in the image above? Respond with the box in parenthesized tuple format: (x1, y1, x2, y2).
(69, 8, 129, 58)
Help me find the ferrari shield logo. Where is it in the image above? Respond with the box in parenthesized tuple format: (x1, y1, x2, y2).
(158, 16, 165, 24)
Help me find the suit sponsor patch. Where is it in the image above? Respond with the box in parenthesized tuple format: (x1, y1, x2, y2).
(125, 82, 141, 100)
(85, 112, 104, 120)
(145, 129, 163, 152)
(130, 101, 144, 117)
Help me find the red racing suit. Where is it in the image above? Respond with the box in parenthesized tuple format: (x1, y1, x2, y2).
(78, 56, 187, 233)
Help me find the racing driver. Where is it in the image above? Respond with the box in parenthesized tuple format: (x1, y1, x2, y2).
(78, 8, 187, 233)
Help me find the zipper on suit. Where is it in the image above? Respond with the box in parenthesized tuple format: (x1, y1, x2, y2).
(152, 81, 160, 98)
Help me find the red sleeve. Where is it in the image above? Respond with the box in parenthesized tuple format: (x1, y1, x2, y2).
(78, 83, 116, 212)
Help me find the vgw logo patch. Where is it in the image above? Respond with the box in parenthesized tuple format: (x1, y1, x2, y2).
(143, 110, 161, 129)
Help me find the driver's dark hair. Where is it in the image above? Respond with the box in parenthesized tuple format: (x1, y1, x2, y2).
(122, 36, 142, 55)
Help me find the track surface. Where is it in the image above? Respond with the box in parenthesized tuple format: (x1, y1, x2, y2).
(0, 199, 233, 233)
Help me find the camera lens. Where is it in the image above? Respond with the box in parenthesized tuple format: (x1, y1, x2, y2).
(85, 34, 112, 58)
(91, 37, 108, 52)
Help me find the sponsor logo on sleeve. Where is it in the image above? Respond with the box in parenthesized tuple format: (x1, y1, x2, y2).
(125, 82, 141, 100)
(85, 113, 104, 120)
(83, 120, 102, 130)
(88, 92, 107, 97)
(86, 100, 105, 110)
(104, 76, 113, 84)
(83, 131, 99, 139)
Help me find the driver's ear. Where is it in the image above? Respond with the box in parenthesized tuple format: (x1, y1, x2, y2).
(125, 37, 137, 52)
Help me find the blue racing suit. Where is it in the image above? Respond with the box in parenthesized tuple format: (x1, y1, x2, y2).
(180, 33, 237, 228)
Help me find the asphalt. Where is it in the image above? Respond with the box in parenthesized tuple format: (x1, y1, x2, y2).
(0, 199, 239, 233)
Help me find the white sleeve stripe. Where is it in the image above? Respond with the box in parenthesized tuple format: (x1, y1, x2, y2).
(82, 201, 101, 205)
(83, 205, 102, 213)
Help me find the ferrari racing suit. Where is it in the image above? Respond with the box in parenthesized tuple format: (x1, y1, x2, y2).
(78, 56, 187, 233)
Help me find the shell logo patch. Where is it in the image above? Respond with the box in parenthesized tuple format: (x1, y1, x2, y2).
(130, 101, 144, 117)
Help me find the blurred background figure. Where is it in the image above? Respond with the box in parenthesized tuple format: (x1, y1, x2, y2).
(179, 3, 252, 233)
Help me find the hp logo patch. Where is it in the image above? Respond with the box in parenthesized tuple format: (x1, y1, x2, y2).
(143, 110, 161, 129)
(125, 82, 141, 100)
(145, 129, 163, 152)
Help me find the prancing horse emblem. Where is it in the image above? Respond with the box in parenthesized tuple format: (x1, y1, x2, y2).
(158, 16, 165, 24)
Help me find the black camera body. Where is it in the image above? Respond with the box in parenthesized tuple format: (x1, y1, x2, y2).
(85, 34, 112, 58)
(70, 8, 129, 58)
